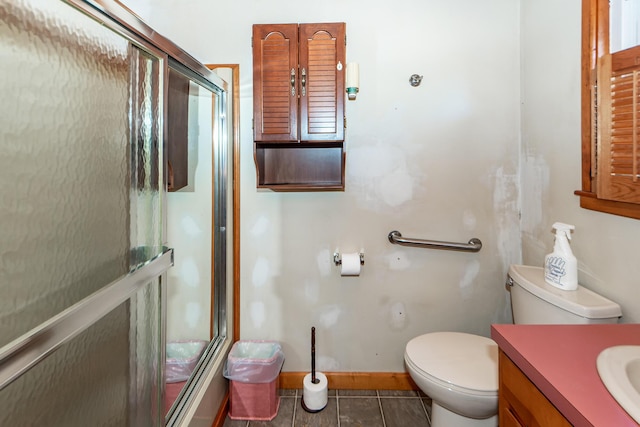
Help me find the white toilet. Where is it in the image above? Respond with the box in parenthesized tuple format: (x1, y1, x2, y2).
(404, 264, 622, 427)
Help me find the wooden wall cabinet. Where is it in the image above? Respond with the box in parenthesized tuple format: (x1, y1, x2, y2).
(252, 22, 346, 191)
(499, 350, 572, 427)
(167, 68, 190, 192)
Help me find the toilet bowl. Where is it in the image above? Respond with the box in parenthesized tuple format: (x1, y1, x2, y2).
(405, 264, 622, 427)
(405, 332, 498, 427)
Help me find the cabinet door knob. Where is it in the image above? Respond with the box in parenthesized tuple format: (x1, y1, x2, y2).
(290, 68, 296, 96)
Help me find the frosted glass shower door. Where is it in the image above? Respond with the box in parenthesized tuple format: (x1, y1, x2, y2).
(0, 0, 168, 425)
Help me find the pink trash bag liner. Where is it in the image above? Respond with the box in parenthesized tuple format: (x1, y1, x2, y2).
(224, 340, 284, 383)
(166, 340, 208, 383)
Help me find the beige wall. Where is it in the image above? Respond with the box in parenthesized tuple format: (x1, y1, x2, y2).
(125, 0, 639, 376)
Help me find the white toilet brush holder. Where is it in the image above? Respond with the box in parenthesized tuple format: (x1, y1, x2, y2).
(302, 327, 328, 412)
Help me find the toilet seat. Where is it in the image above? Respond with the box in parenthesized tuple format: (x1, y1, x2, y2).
(405, 332, 498, 395)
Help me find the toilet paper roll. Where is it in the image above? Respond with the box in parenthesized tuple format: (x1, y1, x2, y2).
(340, 252, 361, 276)
(303, 372, 328, 411)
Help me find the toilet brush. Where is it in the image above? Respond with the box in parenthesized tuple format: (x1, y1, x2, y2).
(311, 326, 317, 384)
(302, 327, 328, 412)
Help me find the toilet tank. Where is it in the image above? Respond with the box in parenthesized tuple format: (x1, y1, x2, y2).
(507, 265, 622, 324)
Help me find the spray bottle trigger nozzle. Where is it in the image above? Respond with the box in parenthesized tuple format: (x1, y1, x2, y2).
(551, 222, 575, 240)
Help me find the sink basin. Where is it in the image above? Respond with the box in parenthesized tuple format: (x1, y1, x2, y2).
(597, 345, 640, 423)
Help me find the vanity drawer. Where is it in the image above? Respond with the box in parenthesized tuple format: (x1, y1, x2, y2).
(498, 350, 572, 427)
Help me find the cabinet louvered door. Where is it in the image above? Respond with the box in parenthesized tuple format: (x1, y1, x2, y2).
(598, 46, 640, 203)
(299, 23, 345, 142)
(253, 24, 298, 142)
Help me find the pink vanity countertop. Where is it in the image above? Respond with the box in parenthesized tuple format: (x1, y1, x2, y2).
(491, 323, 640, 427)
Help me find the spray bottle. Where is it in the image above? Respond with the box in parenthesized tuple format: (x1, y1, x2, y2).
(544, 222, 578, 290)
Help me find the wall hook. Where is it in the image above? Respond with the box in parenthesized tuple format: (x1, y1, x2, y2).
(409, 74, 423, 87)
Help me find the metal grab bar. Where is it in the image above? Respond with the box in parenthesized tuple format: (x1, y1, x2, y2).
(388, 230, 482, 253)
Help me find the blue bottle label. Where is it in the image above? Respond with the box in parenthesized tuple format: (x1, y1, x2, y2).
(545, 256, 567, 286)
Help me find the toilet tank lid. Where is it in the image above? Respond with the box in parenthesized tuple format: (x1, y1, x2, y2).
(508, 265, 622, 319)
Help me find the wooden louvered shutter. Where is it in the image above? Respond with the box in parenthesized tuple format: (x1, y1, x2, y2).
(598, 45, 640, 204)
(298, 23, 345, 142)
(253, 24, 298, 142)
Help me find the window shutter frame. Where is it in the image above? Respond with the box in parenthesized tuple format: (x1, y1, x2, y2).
(577, 0, 640, 218)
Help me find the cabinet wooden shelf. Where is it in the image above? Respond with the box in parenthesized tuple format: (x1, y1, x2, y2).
(254, 142, 345, 191)
(252, 22, 346, 191)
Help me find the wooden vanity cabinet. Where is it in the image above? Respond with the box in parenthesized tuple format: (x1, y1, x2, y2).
(499, 350, 572, 427)
(252, 22, 346, 191)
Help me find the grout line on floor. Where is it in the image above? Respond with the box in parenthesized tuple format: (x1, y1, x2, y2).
(322, 394, 421, 399)
(290, 389, 298, 427)
(377, 390, 387, 427)
(419, 395, 431, 426)
(336, 389, 341, 427)
(377, 395, 423, 399)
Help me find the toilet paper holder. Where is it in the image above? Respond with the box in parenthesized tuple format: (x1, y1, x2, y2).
(333, 252, 365, 266)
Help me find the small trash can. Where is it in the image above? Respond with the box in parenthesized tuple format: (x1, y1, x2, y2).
(166, 340, 208, 383)
(223, 340, 285, 421)
(164, 340, 208, 413)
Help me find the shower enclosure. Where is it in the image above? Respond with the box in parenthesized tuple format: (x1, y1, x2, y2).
(0, 0, 233, 425)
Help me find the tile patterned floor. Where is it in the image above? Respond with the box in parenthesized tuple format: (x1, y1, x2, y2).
(222, 389, 432, 427)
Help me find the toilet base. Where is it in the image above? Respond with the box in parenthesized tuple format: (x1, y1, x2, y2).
(431, 402, 497, 427)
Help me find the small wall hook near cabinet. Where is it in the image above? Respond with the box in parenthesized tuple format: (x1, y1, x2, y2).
(409, 74, 423, 87)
